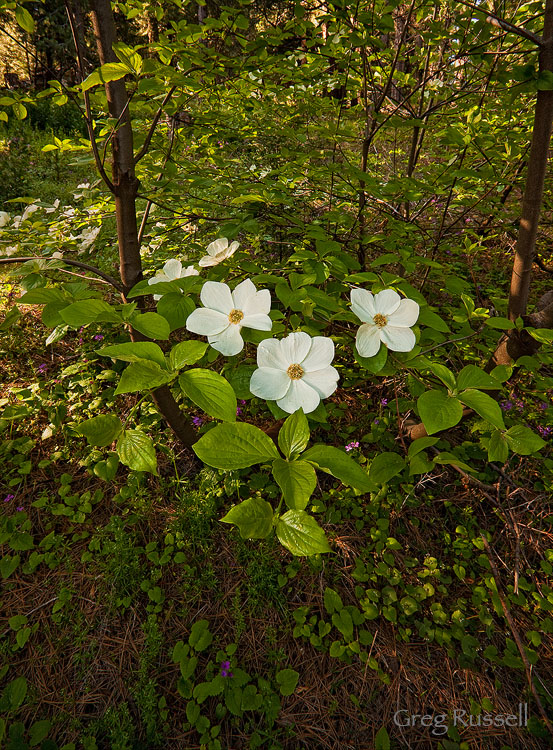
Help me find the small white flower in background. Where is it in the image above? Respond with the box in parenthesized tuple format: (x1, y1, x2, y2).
(52, 251, 64, 259)
(45, 199, 60, 214)
(1, 245, 18, 257)
(78, 226, 101, 253)
(186, 279, 271, 356)
(199, 238, 239, 267)
(249, 331, 339, 414)
(21, 204, 38, 223)
(0, 211, 10, 228)
(351, 288, 419, 358)
(148, 259, 199, 301)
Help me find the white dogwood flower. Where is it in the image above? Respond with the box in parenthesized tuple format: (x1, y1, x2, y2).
(0, 211, 10, 227)
(186, 279, 272, 356)
(351, 288, 419, 358)
(148, 259, 199, 301)
(199, 238, 239, 267)
(249, 331, 339, 414)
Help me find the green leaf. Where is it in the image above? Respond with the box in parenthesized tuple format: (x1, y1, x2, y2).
(417, 390, 463, 435)
(59, 299, 114, 326)
(271, 458, 317, 510)
(157, 293, 195, 331)
(323, 587, 343, 614)
(354, 342, 388, 373)
(428, 363, 456, 390)
(117, 430, 158, 474)
(15, 5, 35, 32)
(375, 726, 390, 750)
(407, 436, 438, 458)
(221, 497, 274, 539)
(169, 341, 208, 370)
(0, 554, 20, 579)
(457, 365, 500, 391)
(189, 620, 213, 652)
(505, 425, 546, 455)
(77, 415, 122, 447)
(226, 365, 257, 399)
(488, 430, 509, 463)
(81, 61, 131, 91)
(19, 288, 66, 304)
(332, 609, 353, 641)
(97, 342, 166, 368)
(130, 312, 170, 340)
(29, 719, 51, 746)
(275, 510, 331, 556)
(193, 422, 279, 469)
(93, 452, 119, 482)
(114, 360, 173, 395)
(368, 452, 406, 485)
(458, 389, 504, 429)
(418, 307, 450, 332)
(6, 676, 27, 710)
(302, 445, 374, 493)
(278, 409, 310, 459)
(433, 451, 475, 473)
(0, 306, 21, 330)
(275, 668, 299, 696)
(179, 369, 236, 422)
(485, 317, 514, 330)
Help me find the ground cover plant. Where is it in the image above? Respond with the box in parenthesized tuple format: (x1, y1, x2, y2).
(1, 0, 553, 748)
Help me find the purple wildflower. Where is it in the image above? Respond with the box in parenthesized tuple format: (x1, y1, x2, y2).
(37, 363, 48, 373)
(192, 416, 203, 427)
(16, 506, 23, 512)
(239, 399, 246, 406)
(380, 398, 388, 406)
(93, 334, 104, 341)
(537, 426, 552, 438)
(4, 494, 15, 502)
(221, 660, 233, 678)
(345, 441, 360, 452)
(500, 401, 513, 411)
(373, 419, 380, 425)
(236, 407, 243, 417)
(539, 402, 548, 411)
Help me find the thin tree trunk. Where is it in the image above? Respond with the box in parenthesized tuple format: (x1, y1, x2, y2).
(88, 0, 197, 447)
(508, 2, 553, 320)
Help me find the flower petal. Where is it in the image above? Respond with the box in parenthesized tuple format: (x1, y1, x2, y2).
(200, 281, 233, 314)
(226, 241, 239, 257)
(387, 298, 419, 327)
(277, 379, 320, 414)
(241, 313, 273, 331)
(374, 289, 401, 316)
(302, 366, 339, 398)
(208, 324, 244, 356)
(250, 367, 291, 401)
(199, 255, 219, 267)
(280, 332, 312, 365)
(257, 338, 289, 370)
(350, 288, 375, 322)
(162, 259, 183, 280)
(301, 336, 335, 372)
(231, 279, 257, 310)
(186, 308, 229, 336)
(206, 238, 228, 256)
(380, 325, 416, 352)
(183, 265, 199, 277)
(243, 288, 271, 316)
(355, 324, 382, 358)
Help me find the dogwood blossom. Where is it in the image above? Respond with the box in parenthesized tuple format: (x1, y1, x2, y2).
(148, 259, 199, 301)
(186, 279, 271, 356)
(199, 238, 239, 267)
(249, 331, 339, 414)
(0, 211, 10, 227)
(351, 288, 419, 358)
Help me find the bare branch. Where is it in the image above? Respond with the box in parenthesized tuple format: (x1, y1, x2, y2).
(0, 256, 123, 292)
(134, 85, 177, 165)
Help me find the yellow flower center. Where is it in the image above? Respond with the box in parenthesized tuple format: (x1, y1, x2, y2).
(228, 309, 244, 324)
(287, 363, 304, 380)
(373, 313, 388, 328)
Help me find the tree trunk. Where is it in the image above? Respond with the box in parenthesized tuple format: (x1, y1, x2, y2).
(507, 2, 553, 321)
(88, 0, 197, 447)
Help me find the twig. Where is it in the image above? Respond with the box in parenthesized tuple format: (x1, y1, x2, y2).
(0, 256, 123, 292)
(481, 534, 553, 737)
(134, 85, 177, 165)
(455, 0, 543, 46)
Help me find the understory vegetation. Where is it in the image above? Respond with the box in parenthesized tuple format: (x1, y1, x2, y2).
(1, 1, 553, 749)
